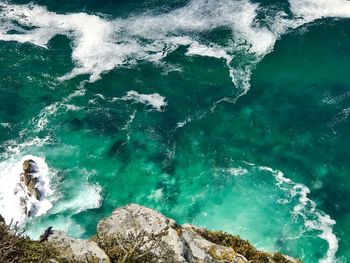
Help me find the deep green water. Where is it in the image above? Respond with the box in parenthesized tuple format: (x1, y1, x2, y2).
(0, 0, 350, 262)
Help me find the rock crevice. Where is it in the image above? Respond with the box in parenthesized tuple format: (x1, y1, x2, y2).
(20, 204, 300, 262)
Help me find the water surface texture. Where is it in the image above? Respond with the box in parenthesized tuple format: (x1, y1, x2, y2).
(0, 0, 350, 262)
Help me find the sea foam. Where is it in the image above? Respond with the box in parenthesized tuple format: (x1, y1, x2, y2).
(121, 91, 167, 112)
(0, 0, 350, 94)
(0, 0, 278, 92)
(258, 166, 338, 263)
(0, 0, 350, 258)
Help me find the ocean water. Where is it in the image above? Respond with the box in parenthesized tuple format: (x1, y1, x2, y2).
(0, 0, 350, 262)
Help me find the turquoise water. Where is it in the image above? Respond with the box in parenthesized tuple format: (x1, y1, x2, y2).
(0, 0, 350, 262)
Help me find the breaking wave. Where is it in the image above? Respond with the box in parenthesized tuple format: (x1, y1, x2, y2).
(0, 0, 348, 93)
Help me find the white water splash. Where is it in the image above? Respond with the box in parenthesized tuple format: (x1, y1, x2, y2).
(0, 155, 53, 225)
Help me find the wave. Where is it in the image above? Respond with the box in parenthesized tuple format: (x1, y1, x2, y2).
(1, 0, 348, 93)
(256, 165, 338, 263)
(0, 0, 349, 256)
(51, 183, 102, 215)
(0, 140, 103, 237)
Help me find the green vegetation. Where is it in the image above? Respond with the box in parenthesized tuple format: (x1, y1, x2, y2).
(0, 220, 300, 263)
(196, 229, 301, 263)
(0, 222, 63, 263)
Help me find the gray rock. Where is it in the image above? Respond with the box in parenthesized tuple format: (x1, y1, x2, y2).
(47, 230, 110, 263)
(16, 159, 43, 219)
(97, 204, 248, 263)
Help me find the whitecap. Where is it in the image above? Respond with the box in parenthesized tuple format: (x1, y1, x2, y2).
(290, 0, 350, 22)
(0, 0, 277, 90)
(121, 90, 167, 112)
(225, 167, 248, 176)
(51, 183, 102, 215)
(64, 104, 82, 111)
(0, 0, 350, 94)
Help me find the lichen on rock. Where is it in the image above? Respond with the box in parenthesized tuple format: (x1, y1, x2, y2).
(46, 230, 110, 262)
(0, 203, 301, 263)
(95, 204, 300, 263)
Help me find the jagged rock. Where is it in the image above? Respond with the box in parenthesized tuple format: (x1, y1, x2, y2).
(33, 188, 42, 200)
(20, 170, 32, 186)
(39, 226, 54, 243)
(23, 159, 38, 173)
(23, 160, 31, 172)
(47, 230, 110, 262)
(20, 160, 41, 202)
(97, 204, 250, 262)
(0, 203, 299, 263)
(19, 196, 28, 216)
(0, 214, 4, 223)
(27, 177, 38, 191)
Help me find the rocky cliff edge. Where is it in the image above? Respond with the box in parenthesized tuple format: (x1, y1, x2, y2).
(41, 204, 300, 263)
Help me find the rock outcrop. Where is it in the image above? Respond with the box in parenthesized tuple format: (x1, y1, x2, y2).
(21, 160, 41, 200)
(3, 204, 299, 262)
(97, 204, 245, 262)
(95, 204, 299, 263)
(18, 160, 42, 217)
(47, 230, 110, 262)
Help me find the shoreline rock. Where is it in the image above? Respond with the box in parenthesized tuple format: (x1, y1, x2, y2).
(46, 230, 110, 262)
(18, 159, 43, 217)
(94, 204, 299, 263)
(21, 160, 41, 201)
(0, 204, 301, 262)
(40, 204, 300, 262)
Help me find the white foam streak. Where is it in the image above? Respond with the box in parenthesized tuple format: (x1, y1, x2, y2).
(1, 0, 350, 93)
(290, 0, 350, 21)
(51, 184, 102, 215)
(2, 136, 50, 159)
(0, 122, 11, 128)
(121, 91, 167, 111)
(0, 0, 276, 89)
(259, 166, 338, 263)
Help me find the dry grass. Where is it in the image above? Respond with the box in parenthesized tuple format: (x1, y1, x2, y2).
(95, 230, 176, 263)
(0, 222, 62, 263)
(196, 229, 300, 263)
